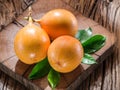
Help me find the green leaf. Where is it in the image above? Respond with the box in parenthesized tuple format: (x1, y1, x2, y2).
(82, 53, 97, 64)
(75, 27, 92, 43)
(82, 35, 106, 53)
(28, 57, 51, 80)
(47, 68, 60, 89)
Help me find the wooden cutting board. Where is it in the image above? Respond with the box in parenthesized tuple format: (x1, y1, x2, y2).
(0, 0, 115, 90)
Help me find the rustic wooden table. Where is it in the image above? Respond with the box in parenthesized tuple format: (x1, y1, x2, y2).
(0, 0, 120, 90)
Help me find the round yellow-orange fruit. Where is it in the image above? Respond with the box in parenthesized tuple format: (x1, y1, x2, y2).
(36, 9, 78, 40)
(47, 35, 83, 73)
(14, 17, 50, 64)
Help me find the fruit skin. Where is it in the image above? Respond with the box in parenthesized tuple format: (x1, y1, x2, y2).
(37, 9, 78, 40)
(47, 35, 84, 73)
(14, 18, 50, 64)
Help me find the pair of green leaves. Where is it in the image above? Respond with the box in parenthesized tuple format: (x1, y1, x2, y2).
(29, 27, 106, 89)
(75, 27, 106, 64)
(29, 58, 60, 89)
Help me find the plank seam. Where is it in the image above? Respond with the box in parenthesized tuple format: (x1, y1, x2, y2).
(1, 55, 15, 63)
(12, 19, 24, 27)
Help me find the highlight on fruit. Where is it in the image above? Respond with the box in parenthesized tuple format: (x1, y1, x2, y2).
(35, 9, 78, 40)
(47, 35, 84, 73)
(14, 7, 50, 64)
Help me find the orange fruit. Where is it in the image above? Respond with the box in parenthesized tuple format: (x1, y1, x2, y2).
(14, 17, 50, 64)
(47, 35, 83, 73)
(36, 9, 78, 40)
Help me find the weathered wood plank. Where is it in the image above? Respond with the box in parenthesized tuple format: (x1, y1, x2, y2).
(2, 56, 18, 71)
(0, 70, 27, 90)
(0, 24, 22, 62)
(0, 0, 115, 90)
(0, 0, 35, 31)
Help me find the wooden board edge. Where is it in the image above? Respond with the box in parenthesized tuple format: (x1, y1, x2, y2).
(0, 62, 42, 90)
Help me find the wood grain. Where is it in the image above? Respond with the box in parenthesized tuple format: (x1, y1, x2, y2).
(0, 70, 27, 90)
(0, 0, 35, 31)
(0, 0, 116, 90)
(0, 24, 21, 62)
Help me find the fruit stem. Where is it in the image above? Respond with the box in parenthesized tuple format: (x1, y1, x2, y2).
(28, 6, 32, 17)
(34, 19, 42, 24)
(28, 17, 33, 24)
(24, 6, 41, 24)
(28, 6, 33, 24)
